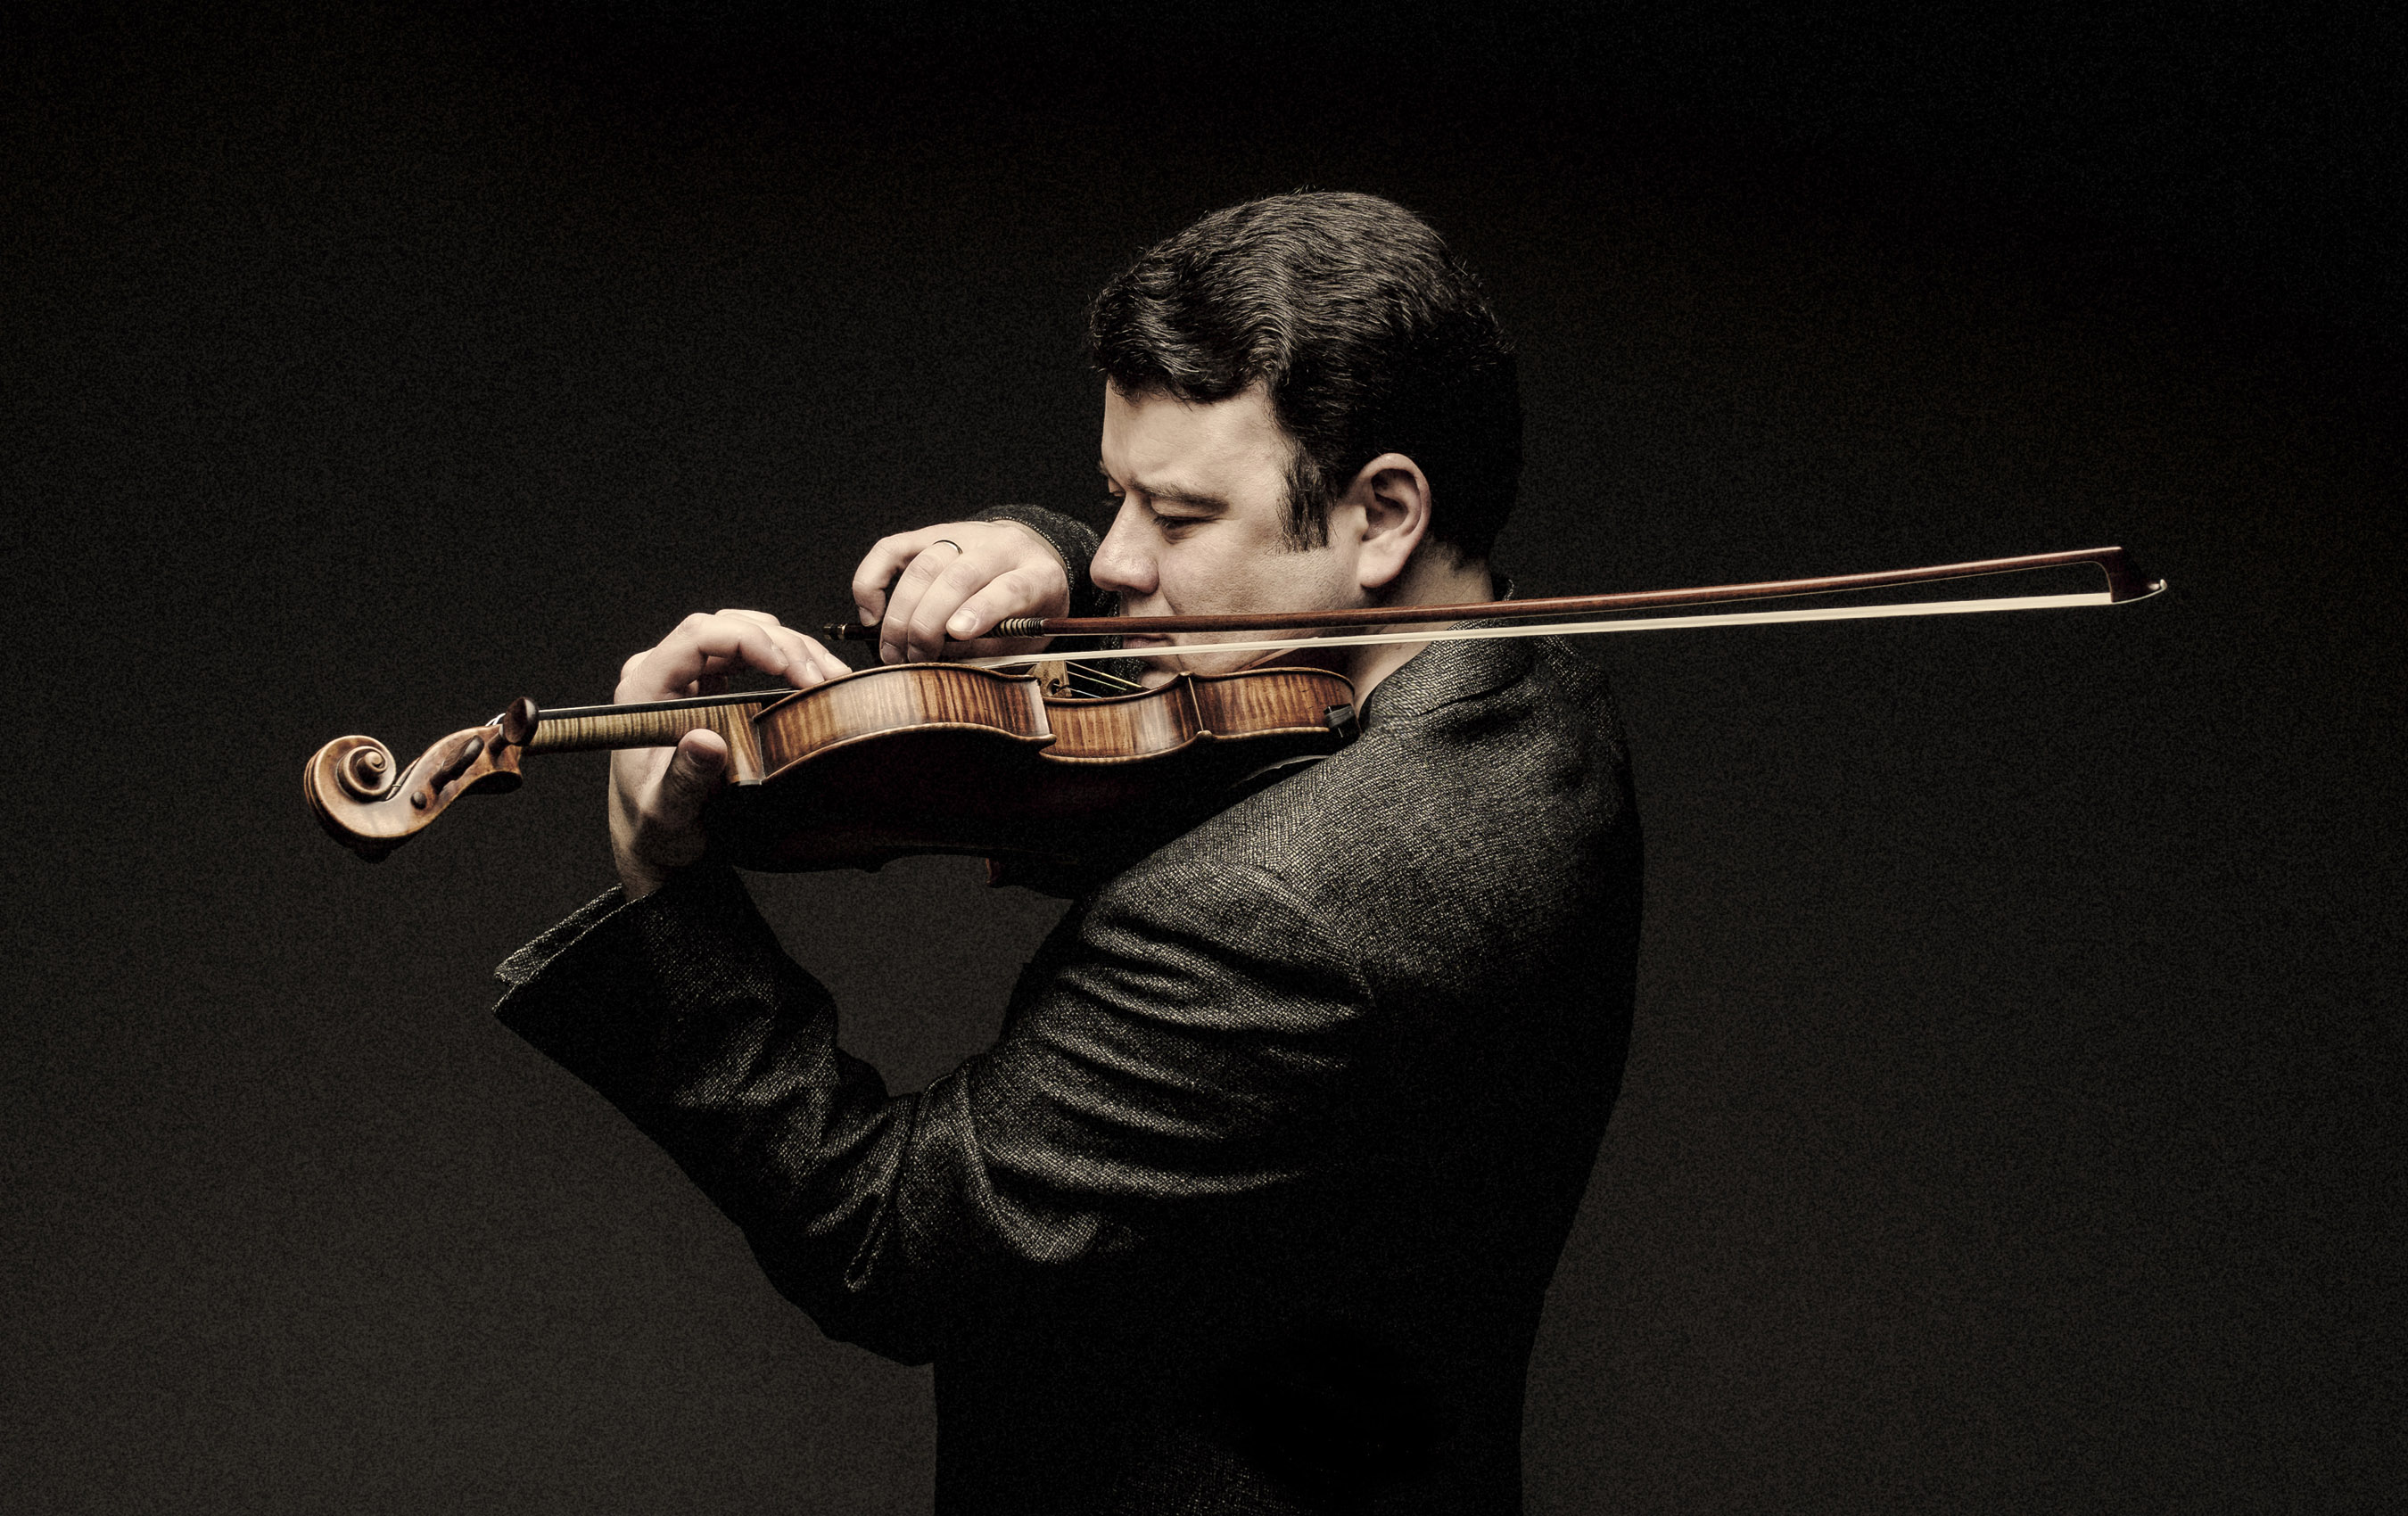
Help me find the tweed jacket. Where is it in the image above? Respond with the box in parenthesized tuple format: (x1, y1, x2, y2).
(493, 516, 1643, 1513)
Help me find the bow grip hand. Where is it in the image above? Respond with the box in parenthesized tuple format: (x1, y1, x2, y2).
(849, 519, 1071, 665)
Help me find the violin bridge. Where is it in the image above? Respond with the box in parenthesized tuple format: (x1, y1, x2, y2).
(1029, 659, 1074, 698)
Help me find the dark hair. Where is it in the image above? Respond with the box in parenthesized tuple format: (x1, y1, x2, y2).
(1086, 191, 1521, 561)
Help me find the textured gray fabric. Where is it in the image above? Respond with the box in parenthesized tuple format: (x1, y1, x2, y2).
(972, 503, 1119, 619)
(494, 514, 1642, 1513)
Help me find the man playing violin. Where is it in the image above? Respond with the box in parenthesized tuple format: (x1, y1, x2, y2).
(495, 191, 1642, 1512)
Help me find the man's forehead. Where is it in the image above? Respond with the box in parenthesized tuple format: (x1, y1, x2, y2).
(1099, 383, 1288, 488)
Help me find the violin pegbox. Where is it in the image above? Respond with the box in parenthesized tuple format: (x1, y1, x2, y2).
(303, 698, 537, 861)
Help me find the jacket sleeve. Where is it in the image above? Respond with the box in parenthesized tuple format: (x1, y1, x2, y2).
(492, 856, 1371, 1364)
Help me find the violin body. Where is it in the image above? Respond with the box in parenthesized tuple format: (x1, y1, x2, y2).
(713, 663, 1357, 877)
(305, 662, 1360, 879)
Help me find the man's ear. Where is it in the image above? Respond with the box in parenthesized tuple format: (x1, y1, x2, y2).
(1348, 452, 1433, 593)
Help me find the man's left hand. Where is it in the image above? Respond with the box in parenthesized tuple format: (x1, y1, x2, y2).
(608, 608, 847, 901)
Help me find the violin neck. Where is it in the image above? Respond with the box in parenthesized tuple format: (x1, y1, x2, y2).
(525, 696, 772, 785)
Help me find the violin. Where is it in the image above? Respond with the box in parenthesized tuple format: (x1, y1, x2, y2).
(303, 546, 2161, 877)
(304, 662, 1359, 880)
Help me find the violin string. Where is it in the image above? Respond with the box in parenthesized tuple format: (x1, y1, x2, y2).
(963, 589, 2120, 670)
(1069, 662, 1147, 694)
(528, 659, 1153, 724)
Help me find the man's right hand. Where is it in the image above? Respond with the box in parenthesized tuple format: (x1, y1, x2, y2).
(851, 518, 1071, 664)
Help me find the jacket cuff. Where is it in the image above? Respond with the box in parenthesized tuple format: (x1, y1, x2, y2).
(491, 863, 771, 1095)
(494, 884, 627, 990)
(973, 504, 1117, 619)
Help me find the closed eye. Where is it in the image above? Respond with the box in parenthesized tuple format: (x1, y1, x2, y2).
(1105, 483, 1208, 531)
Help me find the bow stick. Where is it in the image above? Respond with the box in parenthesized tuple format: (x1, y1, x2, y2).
(821, 546, 2164, 667)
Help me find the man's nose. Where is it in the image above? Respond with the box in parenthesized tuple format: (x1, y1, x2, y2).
(1090, 503, 1156, 597)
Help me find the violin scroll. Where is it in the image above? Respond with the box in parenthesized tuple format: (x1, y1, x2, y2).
(304, 699, 536, 861)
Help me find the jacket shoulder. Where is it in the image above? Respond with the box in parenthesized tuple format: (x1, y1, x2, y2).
(1102, 639, 1640, 977)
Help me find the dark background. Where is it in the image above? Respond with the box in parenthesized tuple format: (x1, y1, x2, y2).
(4, 3, 2401, 1511)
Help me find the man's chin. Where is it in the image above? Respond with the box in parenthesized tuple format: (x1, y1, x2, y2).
(1117, 639, 1244, 685)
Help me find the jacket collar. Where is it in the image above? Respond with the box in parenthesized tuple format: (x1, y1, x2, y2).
(1357, 569, 1531, 727)
(1358, 625, 1533, 727)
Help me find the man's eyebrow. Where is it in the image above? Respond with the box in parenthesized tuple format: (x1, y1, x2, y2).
(1097, 462, 1230, 512)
